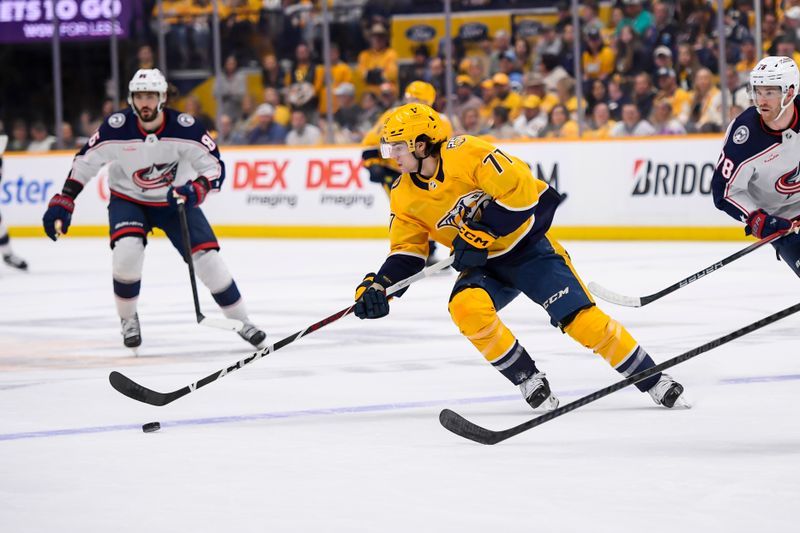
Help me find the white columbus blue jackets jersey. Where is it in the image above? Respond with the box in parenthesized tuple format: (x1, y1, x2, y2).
(712, 96, 800, 222)
(68, 108, 224, 205)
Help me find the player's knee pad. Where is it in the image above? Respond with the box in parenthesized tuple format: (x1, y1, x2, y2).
(112, 236, 145, 282)
(193, 249, 233, 293)
(563, 306, 638, 367)
(448, 287, 515, 360)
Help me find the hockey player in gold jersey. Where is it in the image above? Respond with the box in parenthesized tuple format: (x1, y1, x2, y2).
(353, 103, 687, 410)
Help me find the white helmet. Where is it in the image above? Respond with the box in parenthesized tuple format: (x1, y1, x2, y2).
(127, 68, 168, 118)
(750, 55, 800, 120)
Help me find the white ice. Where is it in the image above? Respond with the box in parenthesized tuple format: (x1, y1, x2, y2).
(0, 237, 798, 532)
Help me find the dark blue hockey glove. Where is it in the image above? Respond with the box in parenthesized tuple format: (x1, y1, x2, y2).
(354, 273, 390, 319)
(745, 209, 792, 239)
(42, 193, 75, 241)
(367, 165, 400, 187)
(451, 221, 497, 271)
(167, 177, 211, 209)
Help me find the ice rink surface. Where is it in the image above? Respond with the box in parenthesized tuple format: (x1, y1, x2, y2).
(1, 236, 798, 532)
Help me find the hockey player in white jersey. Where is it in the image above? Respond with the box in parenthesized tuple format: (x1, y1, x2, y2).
(712, 56, 800, 271)
(0, 135, 29, 271)
(42, 69, 266, 349)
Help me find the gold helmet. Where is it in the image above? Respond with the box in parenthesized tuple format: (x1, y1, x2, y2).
(403, 80, 436, 106)
(380, 103, 446, 158)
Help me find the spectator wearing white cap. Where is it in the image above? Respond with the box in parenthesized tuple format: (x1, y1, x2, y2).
(333, 82, 363, 140)
(652, 45, 673, 74)
(246, 103, 287, 145)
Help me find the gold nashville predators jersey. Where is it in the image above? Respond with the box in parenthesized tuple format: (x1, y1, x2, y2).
(387, 134, 556, 261)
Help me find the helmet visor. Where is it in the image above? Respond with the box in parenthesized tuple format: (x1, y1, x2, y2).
(380, 141, 411, 159)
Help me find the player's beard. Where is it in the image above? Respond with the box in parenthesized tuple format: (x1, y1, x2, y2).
(137, 105, 158, 123)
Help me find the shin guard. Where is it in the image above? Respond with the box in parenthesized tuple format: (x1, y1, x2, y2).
(564, 306, 660, 391)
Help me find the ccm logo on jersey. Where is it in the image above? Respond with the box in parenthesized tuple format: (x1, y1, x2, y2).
(542, 287, 569, 310)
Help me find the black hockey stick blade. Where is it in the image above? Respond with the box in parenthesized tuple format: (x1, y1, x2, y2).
(109, 371, 183, 406)
(440, 300, 800, 445)
(108, 256, 454, 406)
(588, 227, 794, 308)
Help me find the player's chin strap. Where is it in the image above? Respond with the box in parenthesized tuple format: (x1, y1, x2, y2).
(775, 90, 795, 121)
(413, 140, 442, 175)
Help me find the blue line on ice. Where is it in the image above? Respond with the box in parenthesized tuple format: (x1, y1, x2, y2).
(1, 374, 798, 442)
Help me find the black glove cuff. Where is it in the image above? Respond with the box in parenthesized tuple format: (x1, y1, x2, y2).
(62, 179, 84, 200)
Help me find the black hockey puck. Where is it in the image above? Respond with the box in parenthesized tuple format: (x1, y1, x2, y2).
(142, 421, 161, 433)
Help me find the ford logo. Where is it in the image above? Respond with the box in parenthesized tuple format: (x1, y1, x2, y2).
(459, 22, 488, 41)
(515, 19, 542, 38)
(405, 24, 437, 42)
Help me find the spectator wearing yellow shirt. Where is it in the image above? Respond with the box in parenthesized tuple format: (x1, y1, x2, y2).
(541, 104, 578, 139)
(357, 24, 399, 94)
(478, 78, 495, 123)
(315, 43, 354, 115)
(687, 68, 722, 133)
(522, 73, 558, 113)
(654, 68, 692, 125)
(582, 27, 615, 81)
(761, 12, 779, 54)
(554, 77, 586, 118)
(584, 103, 616, 139)
(263, 87, 291, 127)
(489, 73, 522, 119)
(774, 34, 800, 68)
(735, 36, 758, 85)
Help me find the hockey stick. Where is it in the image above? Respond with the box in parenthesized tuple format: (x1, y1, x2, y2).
(176, 200, 244, 332)
(588, 226, 797, 307)
(440, 300, 800, 445)
(109, 255, 455, 406)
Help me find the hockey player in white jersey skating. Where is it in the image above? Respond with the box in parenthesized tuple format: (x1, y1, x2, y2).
(713, 56, 800, 268)
(42, 69, 266, 349)
(0, 135, 29, 271)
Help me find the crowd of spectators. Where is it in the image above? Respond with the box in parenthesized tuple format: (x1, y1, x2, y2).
(5, 0, 800, 151)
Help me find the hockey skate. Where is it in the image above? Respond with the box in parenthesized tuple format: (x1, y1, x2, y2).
(520, 372, 560, 410)
(120, 314, 142, 348)
(647, 373, 689, 408)
(238, 322, 267, 348)
(3, 253, 28, 271)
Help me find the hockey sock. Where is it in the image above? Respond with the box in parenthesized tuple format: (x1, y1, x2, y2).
(564, 306, 660, 391)
(193, 250, 249, 321)
(449, 287, 538, 384)
(0, 216, 10, 249)
(112, 237, 145, 319)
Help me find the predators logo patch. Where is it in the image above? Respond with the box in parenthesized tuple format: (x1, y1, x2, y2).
(437, 190, 491, 230)
(446, 136, 466, 150)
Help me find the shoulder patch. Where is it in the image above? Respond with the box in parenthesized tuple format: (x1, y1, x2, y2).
(108, 113, 126, 128)
(177, 113, 196, 127)
(732, 125, 749, 145)
(446, 136, 466, 149)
